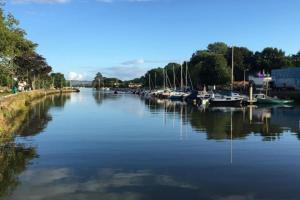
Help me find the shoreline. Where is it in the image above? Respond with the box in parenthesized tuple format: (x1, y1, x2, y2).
(0, 89, 79, 141)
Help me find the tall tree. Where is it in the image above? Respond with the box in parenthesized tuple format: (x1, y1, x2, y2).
(51, 73, 66, 89)
(189, 51, 230, 86)
(92, 72, 103, 88)
(207, 42, 228, 55)
(226, 47, 254, 81)
(256, 47, 292, 73)
(291, 51, 300, 67)
(14, 52, 52, 89)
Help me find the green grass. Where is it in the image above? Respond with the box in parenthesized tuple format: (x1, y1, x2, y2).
(0, 92, 11, 98)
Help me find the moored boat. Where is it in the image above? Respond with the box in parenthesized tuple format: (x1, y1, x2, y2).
(209, 93, 243, 107)
(254, 94, 294, 104)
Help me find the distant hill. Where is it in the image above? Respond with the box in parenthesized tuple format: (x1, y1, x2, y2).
(69, 80, 93, 87)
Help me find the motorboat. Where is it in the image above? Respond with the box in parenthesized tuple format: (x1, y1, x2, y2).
(254, 94, 294, 104)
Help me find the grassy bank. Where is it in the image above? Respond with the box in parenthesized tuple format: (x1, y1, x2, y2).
(0, 89, 78, 141)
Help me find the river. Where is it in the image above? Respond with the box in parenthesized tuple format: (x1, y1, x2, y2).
(1, 88, 300, 200)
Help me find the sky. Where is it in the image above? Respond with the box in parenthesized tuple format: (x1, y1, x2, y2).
(3, 0, 300, 80)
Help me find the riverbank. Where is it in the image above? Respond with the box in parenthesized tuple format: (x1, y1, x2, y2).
(0, 89, 79, 141)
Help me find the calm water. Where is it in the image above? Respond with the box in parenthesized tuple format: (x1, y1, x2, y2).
(1, 88, 300, 200)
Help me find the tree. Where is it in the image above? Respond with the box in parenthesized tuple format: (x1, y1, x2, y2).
(207, 42, 228, 55)
(226, 47, 254, 81)
(92, 72, 103, 88)
(189, 51, 230, 87)
(198, 54, 230, 85)
(291, 51, 300, 67)
(256, 48, 292, 73)
(14, 52, 52, 89)
(0, 6, 57, 89)
(51, 73, 66, 89)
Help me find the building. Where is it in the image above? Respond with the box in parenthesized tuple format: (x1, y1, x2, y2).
(272, 67, 300, 90)
(249, 72, 272, 91)
(128, 83, 142, 88)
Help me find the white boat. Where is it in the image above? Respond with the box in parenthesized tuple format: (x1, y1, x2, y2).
(169, 91, 189, 100)
(209, 93, 243, 107)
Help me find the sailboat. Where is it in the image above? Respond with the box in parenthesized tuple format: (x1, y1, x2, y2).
(210, 47, 243, 107)
(169, 63, 190, 101)
(197, 86, 212, 106)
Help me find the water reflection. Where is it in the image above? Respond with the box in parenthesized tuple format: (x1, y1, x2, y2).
(0, 144, 37, 198)
(17, 94, 71, 137)
(0, 94, 70, 198)
(92, 90, 122, 106)
(1, 92, 300, 200)
(5, 168, 200, 200)
(144, 98, 300, 140)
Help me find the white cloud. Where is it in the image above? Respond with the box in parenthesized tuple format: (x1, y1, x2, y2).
(101, 66, 148, 80)
(122, 58, 145, 65)
(11, 0, 70, 4)
(68, 72, 84, 80)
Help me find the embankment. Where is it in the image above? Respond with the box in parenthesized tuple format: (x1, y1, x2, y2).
(0, 89, 78, 141)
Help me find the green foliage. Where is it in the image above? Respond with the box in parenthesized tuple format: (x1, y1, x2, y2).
(190, 53, 230, 86)
(131, 43, 299, 88)
(254, 47, 292, 73)
(226, 47, 254, 80)
(92, 72, 103, 88)
(0, 6, 64, 89)
(291, 51, 300, 67)
(207, 42, 228, 55)
(51, 73, 66, 89)
(92, 72, 123, 88)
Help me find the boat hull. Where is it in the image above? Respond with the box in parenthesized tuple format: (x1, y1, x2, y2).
(257, 98, 294, 104)
(209, 99, 242, 107)
(169, 95, 184, 101)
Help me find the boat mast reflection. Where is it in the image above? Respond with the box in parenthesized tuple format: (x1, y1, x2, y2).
(143, 97, 300, 141)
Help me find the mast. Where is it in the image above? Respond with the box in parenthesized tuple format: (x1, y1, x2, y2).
(231, 46, 234, 91)
(155, 72, 157, 89)
(173, 64, 176, 90)
(180, 63, 183, 91)
(230, 110, 233, 164)
(163, 68, 166, 90)
(148, 73, 151, 90)
(185, 62, 188, 90)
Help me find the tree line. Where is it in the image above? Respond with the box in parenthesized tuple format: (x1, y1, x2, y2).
(92, 72, 123, 88)
(133, 42, 300, 89)
(0, 5, 67, 90)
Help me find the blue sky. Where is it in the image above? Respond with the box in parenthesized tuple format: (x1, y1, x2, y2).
(4, 0, 300, 80)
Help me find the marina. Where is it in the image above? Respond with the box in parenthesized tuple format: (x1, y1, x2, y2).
(1, 89, 300, 200)
(1, 1, 300, 199)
